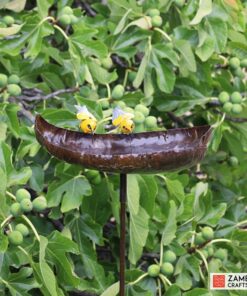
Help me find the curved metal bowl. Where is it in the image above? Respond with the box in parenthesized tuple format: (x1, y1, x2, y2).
(35, 115, 212, 173)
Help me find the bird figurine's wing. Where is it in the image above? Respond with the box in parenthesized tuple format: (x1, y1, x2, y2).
(112, 107, 133, 126)
(75, 105, 96, 121)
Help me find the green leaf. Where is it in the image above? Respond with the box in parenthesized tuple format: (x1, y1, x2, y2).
(196, 31, 215, 61)
(165, 285, 182, 296)
(165, 177, 185, 202)
(0, 24, 22, 37)
(127, 174, 140, 215)
(184, 288, 211, 296)
(0, 231, 8, 252)
(207, 18, 228, 52)
(37, 0, 53, 18)
(88, 61, 118, 85)
(174, 40, 197, 72)
(113, 9, 132, 35)
(4, 103, 21, 138)
(101, 282, 119, 296)
(190, 0, 212, 25)
(2, 0, 26, 12)
(161, 200, 177, 246)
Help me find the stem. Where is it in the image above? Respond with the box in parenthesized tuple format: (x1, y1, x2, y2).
(105, 83, 111, 99)
(196, 249, 208, 273)
(1, 215, 13, 228)
(98, 116, 112, 125)
(6, 191, 16, 201)
(128, 273, 148, 286)
(159, 274, 172, 286)
(236, 219, 247, 227)
(39, 16, 55, 27)
(123, 70, 129, 88)
(157, 278, 162, 296)
(18, 245, 30, 258)
(154, 28, 172, 42)
(159, 242, 163, 265)
(21, 215, 40, 242)
(54, 25, 69, 40)
(206, 239, 232, 246)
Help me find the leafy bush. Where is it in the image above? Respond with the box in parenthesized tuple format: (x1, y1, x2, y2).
(0, 0, 247, 295)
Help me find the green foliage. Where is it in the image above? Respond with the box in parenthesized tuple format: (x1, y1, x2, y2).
(0, 0, 247, 295)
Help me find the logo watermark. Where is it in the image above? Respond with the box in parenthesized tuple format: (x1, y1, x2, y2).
(210, 273, 247, 290)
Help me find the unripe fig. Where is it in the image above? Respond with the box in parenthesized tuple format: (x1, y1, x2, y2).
(135, 104, 149, 117)
(134, 111, 145, 124)
(234, 68, 245, 79)
(214, 248, 227, 261)
(240, 59, 247, 67)
(148, 264, 160, 277)
(163, 250, 177, 263)
(207, 246, 214, 257)
(100, 100, 110, 110)
(116, 101, 126, 109)
(202, 226, 214, 240)
(61, 6, 73, 15)
(195, 232, 206, 245)
(8, 74, 20, 84)
(145, 116, 157, 128)
(91, 174, 101, 185)
(0, 73, 8, 87)
(32, 196, 47, 212)
(15, 223, 29, 237)
(10, 203, 22, 217)
(160, 262, 174, 276)
(3, 15, 14, 26)
(80, 86, 91, 97)
(151, 15, 163, 27)
(112, 84, 125, 100)
(174, 0, 185, 7)
(20, 198, 33, 213)
(128, 71, 137, 82)
(59, 14, 71, 26)
(16, 189, 31, 202)
(232, 104, 243, 114)
(101, 57, 113, 69)
(7, 84, 21, 96)
(218, 91, 230, 104)
(229, 156, 238, 167)
(70, 15, 78, 24)
(147, 9, 160, 17)
(231, 91, 242, 104)
(86, 170, 99, 179)
(124, 107, 134, 114)
(8, 231, 23, 245)
(134, 123, 145, 133)
(223, 102, 233, 113)
(229, 57, 240, 69)
(201, 249, 208, 259)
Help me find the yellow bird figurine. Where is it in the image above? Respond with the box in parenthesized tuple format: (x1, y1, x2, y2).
(75, 105, 97, 134)
(112, 107, 134, 134)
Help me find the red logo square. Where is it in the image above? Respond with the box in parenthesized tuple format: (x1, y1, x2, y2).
(213, 275, 226, 288)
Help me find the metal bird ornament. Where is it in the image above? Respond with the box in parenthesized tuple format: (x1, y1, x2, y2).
(75, 105, 97, 134)
(112, 107, 134, 134)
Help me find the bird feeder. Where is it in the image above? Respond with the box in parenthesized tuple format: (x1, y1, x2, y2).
(35, 115, 212, 296)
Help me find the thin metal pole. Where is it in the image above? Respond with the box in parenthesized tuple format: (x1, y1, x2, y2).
(120, 173, 127, 296)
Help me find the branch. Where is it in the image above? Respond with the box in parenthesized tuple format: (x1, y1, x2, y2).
(81, 2, 97, 17)
(212, 109, 247, 123)
(17, 87, 79, 102)
(167, 112, 189, 127)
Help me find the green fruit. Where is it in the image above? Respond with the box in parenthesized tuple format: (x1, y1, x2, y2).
(91, 175, 101, 185)
(112, 84, 125, 100)
(10, 203, 22, 217)
(8, 231, 23, 245)
(231, 91, 242, 103)
(3, 15, 14, 26)
(15, 223, 29, 237)
(160, 262, 174, 276)
(100, 100, 110, 110)
(232, 104, 243, 114)
(134, 123, 145, 133)
(145, 116, 157, 128)
(147, 264, 160, 277)
(151, 15, 163, 27)
(207, 246, 214, 257)
(101, 57, 113, 69)
(116, 101, 126, 109)
(218, 91, 230, 104)
(147, 9, 160, 17)
(128, 71, 137, 82)
(8, 74, 20, 84)
(214, 248, 227, 261)
(135, 104, 149, 117)
(86, 170, 99, 179)
(32, 196, 47, 212)
(61, 6, 73, 15)
(201, 250, 208, 259)
(195, 233, 206, 245)
(80, 86, 91, 97)
(229, 156, 238, 167)
(174, 0, 185, 7)
(229, 57, 240, 69)
(163, 250, 177, 263)
(0, 73, 8, 87)
(234, 68, 245, 79)
(134, 111, 145, 124)
(240, 59, 247, 67)
(7, 84, 21, 96)
(70, 15, 78, 24)
(124, 107, 134, 114)
(223, 102, 233, 113)
(16, 189, 31, 202)
(202, 226, 214, 240)
(20, 198, 33, 213)
(59, 14, 71, 26)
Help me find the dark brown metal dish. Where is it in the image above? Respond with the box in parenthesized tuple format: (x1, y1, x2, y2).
(35, 115, 212, 173)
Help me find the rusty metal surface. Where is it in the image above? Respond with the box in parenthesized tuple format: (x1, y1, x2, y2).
(35, 115, 212, 173)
